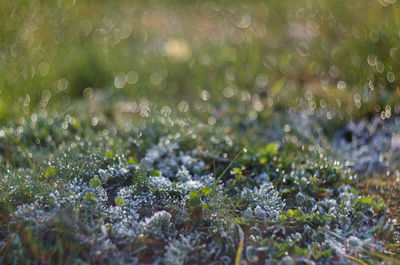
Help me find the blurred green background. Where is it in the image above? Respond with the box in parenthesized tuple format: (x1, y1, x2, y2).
(1, 0, 399, 124)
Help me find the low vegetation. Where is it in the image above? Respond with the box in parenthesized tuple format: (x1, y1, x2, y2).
(1, 0, 400, 264)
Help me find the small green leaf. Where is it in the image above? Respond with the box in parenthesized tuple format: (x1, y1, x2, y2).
(259, 143, 278, 158)
(188, 191, 201, 209)
(278, 214, 287, 223)
(201, 203, 209, 210)
(232, 167, 242, 174)
(189, 190, 200, 199)
(114, 196, 125, 206)
(106, 224, 114, 235)
(357, 196, 372, 205)
(89, 177, 102, 188)
(72, 119, 81, 129)
(44, 167, 56, 179)
(85, 192, 96, 201)
(202, 187, 212, 196)
(128, 157, 137, 165)
(235, 217, 248, 225)
(150, 169, 161, 176)
(105, 150, 114, 159)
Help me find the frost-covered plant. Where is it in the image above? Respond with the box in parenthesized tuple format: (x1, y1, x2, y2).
(164, 234, 199, 265)
(142, 211, 173, 239)
(241, 182, 285, 221)
(164, 232, 232, 265)
(141, 138, 206, 179)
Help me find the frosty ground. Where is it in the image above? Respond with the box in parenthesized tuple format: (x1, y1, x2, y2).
(0, 107, 399, 264)
(1, 0, 400, 264)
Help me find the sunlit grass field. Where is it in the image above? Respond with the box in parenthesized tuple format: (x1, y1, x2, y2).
(1, 0, 400, 264)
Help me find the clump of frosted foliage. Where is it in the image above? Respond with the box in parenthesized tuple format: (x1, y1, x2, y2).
(142, 138, 206, 178)
(241, 182, 285, 221)
(164, 234, 198, 265)
(163, 233, 229, 265)
(142, 211, 172, 239)
(176, 166, 191, 182)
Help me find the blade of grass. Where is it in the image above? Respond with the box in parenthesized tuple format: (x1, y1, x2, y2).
(18, 143, 35, 171)
(235, 224, 244, 265)
(213, 158, 216, 180)
(213, 146, 246, 189)
(371, 251, 400, 265)
(342, 253, 369, 265)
